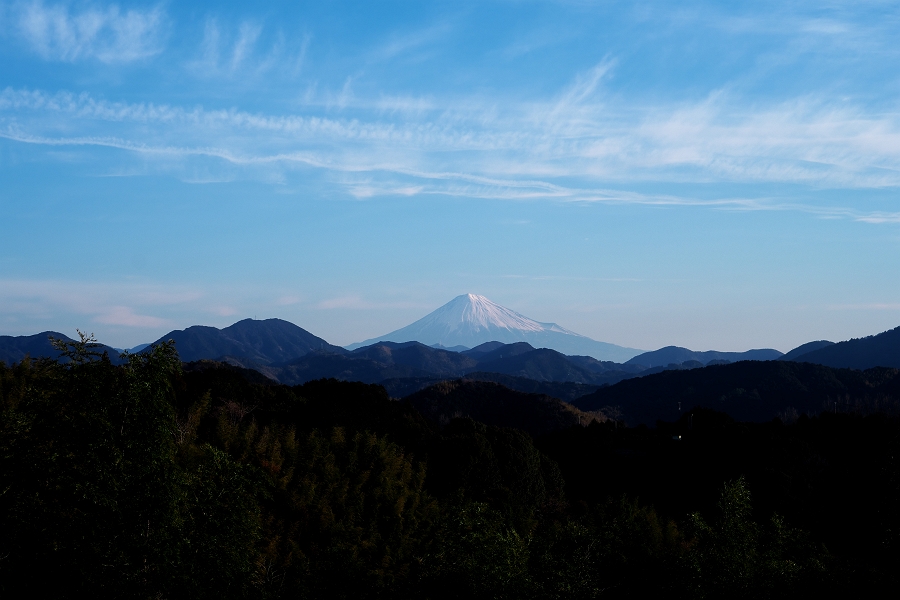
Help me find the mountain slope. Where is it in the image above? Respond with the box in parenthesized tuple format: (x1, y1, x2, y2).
(782, 326, 900, 369)
(403, 379, 597, 436)
(273, 352, 436, 386)
(625, 345, 783, 367)
(151, 318, 345, 364)
(475, 348, 606, 383)
(0, 332, 125, 365)
(349, 341, 477, 374)
(379, 372, 603, 402)
(347, 293, 642, 362)
(779, 340, 835, 361)
(572, 360, 900, 426)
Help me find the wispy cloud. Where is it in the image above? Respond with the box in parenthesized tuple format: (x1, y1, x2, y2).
(0, 278, 204, 333)
(3, 45, 900, 223)
(371, 22, 451, 62)
(187, 17, 306, 79)
(13, 0, 166, 63)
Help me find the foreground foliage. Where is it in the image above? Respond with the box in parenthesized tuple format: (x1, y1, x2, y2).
(1, 341, 897, 598)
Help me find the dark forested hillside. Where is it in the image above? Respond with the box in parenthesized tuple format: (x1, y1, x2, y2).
(625, 346, 783, 367)
(474, 348, 614, 383)
(783, 325, 900, 369)
(349, 341, 478, 374)
(273, 350, 438, 385)
(403, 379, 596, 436)
(1, 340, 897, 598)
(245, 341, 643, 391)
(0, 331, 126, 365)
(572, 360, 900, 425)
(778, 340, 834, 361)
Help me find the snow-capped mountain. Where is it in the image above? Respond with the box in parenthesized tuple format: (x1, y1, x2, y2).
(347, 294, 643, 362)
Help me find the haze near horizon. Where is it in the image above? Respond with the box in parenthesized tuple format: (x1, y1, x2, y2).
(2, 0, 900, 352)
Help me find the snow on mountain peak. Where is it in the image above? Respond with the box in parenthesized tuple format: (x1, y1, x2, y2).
(420, 293, 578, 335)
(346, 293, 643, 362)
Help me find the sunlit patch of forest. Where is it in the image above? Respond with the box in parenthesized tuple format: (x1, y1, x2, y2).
(1, 336, 897, 598)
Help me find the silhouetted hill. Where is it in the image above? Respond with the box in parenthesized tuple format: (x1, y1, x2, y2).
(0, 331, 125, 365)
(181, 359, 280, 385)
(265, 342, 476, 386)
(625, 345, 783, 367)
(151, 318, 345, 364)
(266, 341, 643, 388)
(456, 372, 604, 401)
(783, 326, 900, 369)
(379, 372, 604, 401)
(778, 340, 834, 361)
(475, 347, 610, 383)
(462, 341, 507, 355)
(349, 341, 477, 374)
(403, 379, 598, 436)
(429, 343, 470, 352)
(566, 354, 647, 375)
(572, 360, 900, 425)
(463, 341, 536, 362)
(273, 352, 435, 386)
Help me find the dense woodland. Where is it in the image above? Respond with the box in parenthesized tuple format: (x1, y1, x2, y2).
(1, 337, 898, 598)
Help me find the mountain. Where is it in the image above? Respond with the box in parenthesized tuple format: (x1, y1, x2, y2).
(150, 318, 346, 364)
(463, 341, 537, 362)
(347, 293, 643, 362)
(572, 360, 900, 426)
(0, 331, 125, 365)
(403, 379, 598, 436)
(463, 341, 508, 355)
(349, 341, 477, 374)
(430, 343, 470, 352)
(781, 326, 900, 369)
(625, 345, 783, 367)
(475, 347, 609, 384)
(267, 341, 476, 386)
(264, 340, 645, 389)
(779, 340, 835, 361)
(273, 352, 436, 386)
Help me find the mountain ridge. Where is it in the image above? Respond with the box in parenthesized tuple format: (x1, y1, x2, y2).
(0, 331, 126, 365)
(782, 326, 900, 369)
(148, 318, 346, 364)
(625, 345, 783, 367)
(347, 293, 643, 362)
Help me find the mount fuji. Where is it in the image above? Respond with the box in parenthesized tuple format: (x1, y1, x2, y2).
(346, 294, 643, 362)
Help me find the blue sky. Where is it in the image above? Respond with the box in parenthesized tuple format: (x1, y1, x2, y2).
(2, 0, 900, 352)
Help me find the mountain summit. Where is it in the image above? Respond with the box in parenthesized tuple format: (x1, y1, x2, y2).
(347, 294, 642, 362)
(149, 318, 346, 364)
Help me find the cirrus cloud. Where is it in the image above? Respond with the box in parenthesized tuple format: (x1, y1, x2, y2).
(14, 0, 166, 63)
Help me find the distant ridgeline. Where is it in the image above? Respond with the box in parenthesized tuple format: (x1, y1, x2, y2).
(4, 319, 900, 425)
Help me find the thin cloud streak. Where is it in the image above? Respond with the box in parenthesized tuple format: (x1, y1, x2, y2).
(4, 126, 900, 225)
(14, 0, 166, 63)
(4, 50, 900, 223)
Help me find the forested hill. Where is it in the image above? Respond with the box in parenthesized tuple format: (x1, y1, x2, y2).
(403, 379, 596, 436)
(0, 331, 125, 365)
(625, 345, 783, 367)
(148, 318, 347, 364)
(783, 325, 900, 369)
(571, 360, 900, 425)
